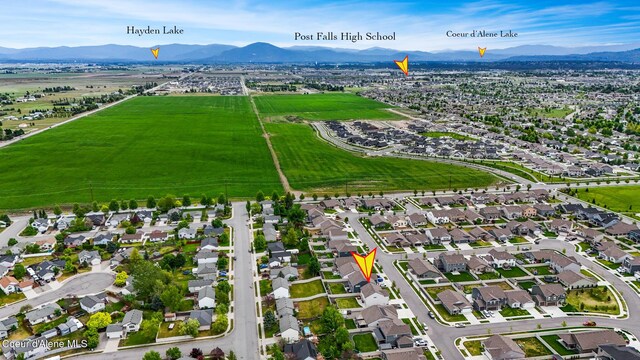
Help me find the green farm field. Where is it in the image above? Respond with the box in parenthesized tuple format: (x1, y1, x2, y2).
(572, 186, 640, 215)
(265, 122, 497, 193)
(253, 93, 404, 121)
(0, 96, 282, 209)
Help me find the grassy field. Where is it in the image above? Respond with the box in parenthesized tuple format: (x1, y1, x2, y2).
(540, 334, 578, 356)
(295, 297, 329, 319)
(514, 337, 552, 357)
(572, 186, 640, 216)
(565, 286, 619, 314)
(335, 297, 362, 309)
(353, 333, 378, 352)
(0, 96, 282, 209)
(254, 93, 403, 121)
(527, 107, 573, 119)
(266, 122, 497, 193)
(463, 340, 483, 356)
(289, 280, 325, 298)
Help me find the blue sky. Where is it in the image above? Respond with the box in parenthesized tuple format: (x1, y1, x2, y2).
(2, 0, 639, 50)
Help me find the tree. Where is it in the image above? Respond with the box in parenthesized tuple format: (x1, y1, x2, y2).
(264, 310, 277, 330)
(53, 205, 62, 216)
(307, 256, 320, 276)
(129, 199, 138, 210)
(13, 264, 26, 280)
(142, 351, 161, 360)
(212, 218, 224, 228)
(282, 229, 299, 248)
(218, 193, 226, 205)
(189, 348, 203, 358)
(217, 256, 229, 271)
(254, 234, 267, 252)
(101, 204, 109, 214)
(211, 313, 228, 334)
(114, 271, 128, 287)
(271, 345, 284, 360)
(256, 191, 265, 202)
(108, 199, 119, 212)
(87, 312, 112, 329)
(131, 260, 171, 301)
(166, 347, 182, 360)
(141, 317, 161, 339)
(146, 196, 156, 209)
(320, 306, 344, 334)
(271, 191, 279, 202)
(160, 285, 183, 312)
(7, 238, 17, 246)
(85, 327, 99, 349)
(312, 193, 318, 201)
(92, 201, 99, 212)
(180, 318, 200, 337)
(227, 351, 237, 360)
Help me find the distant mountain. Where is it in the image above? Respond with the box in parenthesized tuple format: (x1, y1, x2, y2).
(0, 42, 638, 63)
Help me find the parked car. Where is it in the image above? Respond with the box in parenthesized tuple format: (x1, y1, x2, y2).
(583, 321, 596, 326)
(454, 323, 466, 328)
(428, 311, 435, 319)
(413, 337, 428, 346)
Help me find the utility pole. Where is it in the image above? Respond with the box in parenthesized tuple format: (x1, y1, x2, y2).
(225, 179, 229, 205)
(89, 181, 94, 203)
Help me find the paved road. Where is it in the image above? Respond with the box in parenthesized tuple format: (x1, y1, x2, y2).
(0, 272, 114, 319)
(348, 212, 640, 360)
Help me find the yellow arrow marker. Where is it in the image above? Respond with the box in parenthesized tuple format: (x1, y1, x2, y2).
(150, 47, 160, 59)
(478, 47, 487, 58)
(351, 248, 377, 282)
(394, 55, 409, 76)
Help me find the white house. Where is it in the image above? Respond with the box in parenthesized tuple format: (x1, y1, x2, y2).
(426, 211, 449, 225)
(106, 324, 124, 339)
(279, 314, 300, 343)
(360, 283, 389, 307)
(178, 228, 197, 239)
(197, 287, 216, 309)
(0, 276, 19, 294)
(78, 250, 101, 266)
(80, 294, 106, 313)
(122, 310, 143, 333)
(272, 277, 290, 299)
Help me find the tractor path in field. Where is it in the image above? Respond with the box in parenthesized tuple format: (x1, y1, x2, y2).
(247, 93, 294, 195)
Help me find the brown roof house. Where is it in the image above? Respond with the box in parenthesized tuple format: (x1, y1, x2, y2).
(559, 329, 626, 353)
(472, 286, 507, 311)
(531, 284, 566, 306)
(407, 258, 442, 280)
(504, 290, 535, 309)
(557, 270, 597, 290)
(437, 289, 472, 315)
(482, 334, 525, 360)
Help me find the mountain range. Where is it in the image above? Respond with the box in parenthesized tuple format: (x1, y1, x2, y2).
(0, 42, 639, 63)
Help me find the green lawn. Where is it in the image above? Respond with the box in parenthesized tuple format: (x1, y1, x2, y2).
(528, 265, 553, 276)
(254, 93, 403, 121)
(565, 286, 619, 314)
(433, 304, 466, 322)
(497, 267, 529, 278)
(514, 337, 552, 357)
(444, 271, 476, 283)
(259, 280, 272, 297)
(597, 259, 622, 270)
(265, 122, 497, 194)
(289, 280, 325, 298)
(345, 319, 357, 329)
(0, 96, 283, 209)
(353, 333, 378, 352)
(425, 286, 455, 300)
(499, 307, 530, 317)
(540, 335, 578, 356)
(463, 340, 483, 356)
(420, 131, 475, 141)
(469, 240, 492, 248)
(0, 291, 26, 306)
(336, 297, 362, 309)
(509, 236, 529, 244)
(518, 281, 537, 290)
(572, 186, 640, 216)
(328, 283, 347, 294)
(322, 271, 342, 280)
(477, 272, 500, 280)
(295, 297, 329, 319)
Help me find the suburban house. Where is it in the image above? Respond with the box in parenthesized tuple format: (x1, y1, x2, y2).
(407, 258, 442, 279)
(549, 253, 581, 273)
(467, 256, 492, 274)
(272, 277, 290, 299)
(0, 276, 19, 294)
(360, 305, 399, 328)
(276, 298, 295, 317)
(106, 324, 124, 339)
(188, 279, 215, 293)
(624, 257, 640, 274)
(121, 309, 143, 333)
(201, 237, 219, 250)
(93, 232, 115, 246)
(25, 304, 63, 325)
(327, 240, 356, 257)
(279, 314, 300, 343)
(448, 228, 473, 243)
(437, 289, 472, 315)
(194, 249, 218, 265)
(559, 329, 625, 353)
(487, 249, 516, 268)
(80, 293, 107, 313)
(284, 339, 318, 360)
(597, 344, 640, 360)
(426, 228, 451, 244)
(120, 231, 144, 243)
(531, 284, 566, 306)
(147, 230, 169, 242)
(472, 286, 507, 311)
(0, 317, 18, 339)
(437, 253, 467, 273)
(64, 235, 86, 248)
(361, 283, 389, 307)
(374, 318, 413, 349)
(270, 266, 298, 280)
(406, 213, 427, 227)
(178, 228, 197, 239)
(380, 348, 427, 360)
(504, 290, 535, 309)
(482, 335, 525, 360)
(1, 336, 49, 360)
(489, 228, 513, 242)
(546, 219, 573, 234)
(188, 309, 213, 331)
(197, 286, 216, 309)
(557, 270, 597, 289)
(600, 245, 633, 264)
(78, 250, 101, 266)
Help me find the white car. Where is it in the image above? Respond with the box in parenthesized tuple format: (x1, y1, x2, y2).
(454, 323, 466, 328)
(413, 337, 428, 346)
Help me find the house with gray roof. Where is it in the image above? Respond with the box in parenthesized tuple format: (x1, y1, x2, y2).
(25, 303, 62, 325)
(483, 335, 525, 360)
(188, 309, 213, 330)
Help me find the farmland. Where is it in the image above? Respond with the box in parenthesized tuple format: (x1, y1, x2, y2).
(0, 96, 281, 209)
(571, 185, 640, 216)
(265, 122, 497, 193)
(253, 93, 403, 121)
